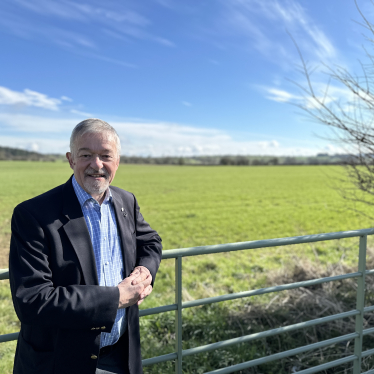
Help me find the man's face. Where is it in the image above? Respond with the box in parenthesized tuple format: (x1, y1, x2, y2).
(66, 132, 120, 201)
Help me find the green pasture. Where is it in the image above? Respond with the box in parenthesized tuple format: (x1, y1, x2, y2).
(1, 162, 373, 247)
(0, 162, 373, 373)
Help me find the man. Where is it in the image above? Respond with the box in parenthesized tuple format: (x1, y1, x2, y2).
(9, 119, 162, 374)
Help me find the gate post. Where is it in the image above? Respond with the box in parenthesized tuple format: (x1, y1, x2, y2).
(353, 235, 367, 374)
(175, 256, 183, 373)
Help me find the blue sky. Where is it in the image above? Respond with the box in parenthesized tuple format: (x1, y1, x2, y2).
(0, 0, 371, 156)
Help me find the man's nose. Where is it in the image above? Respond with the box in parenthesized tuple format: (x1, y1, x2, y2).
(91, 155, 103, 170)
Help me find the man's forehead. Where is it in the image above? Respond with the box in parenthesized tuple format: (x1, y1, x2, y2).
(71, 131, 119, 158)
(77, 132, 117, 148)
(77, 146, 115, 153)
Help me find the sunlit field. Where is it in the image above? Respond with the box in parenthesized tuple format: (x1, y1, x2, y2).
(0, 162, 373, 373)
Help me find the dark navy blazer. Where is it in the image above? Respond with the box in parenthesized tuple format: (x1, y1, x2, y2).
(9, 177, 162, 374)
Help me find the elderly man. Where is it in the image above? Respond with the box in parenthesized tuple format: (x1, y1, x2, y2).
(9, 119, 162, 374)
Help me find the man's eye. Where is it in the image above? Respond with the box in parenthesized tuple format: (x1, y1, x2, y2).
(81, 154, 91, 158)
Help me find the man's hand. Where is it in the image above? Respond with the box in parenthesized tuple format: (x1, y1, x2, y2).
(131, 266, 153, 305)
(117, 269, 152, 309)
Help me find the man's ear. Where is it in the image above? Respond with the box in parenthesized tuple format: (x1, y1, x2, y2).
(66, 152, 74, 170)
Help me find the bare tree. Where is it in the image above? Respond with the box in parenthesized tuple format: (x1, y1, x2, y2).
(291, 1, 374, 216)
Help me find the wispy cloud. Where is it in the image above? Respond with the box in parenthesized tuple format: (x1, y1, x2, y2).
(0, 11, 97, 49)
(219, 0, 337, 65)
(70, 109, 92, 117)
(0, 0, 174, 65)
(182, 101, 192, 107)
(0, 86, 93, 118)
(0, 86, 62, 110)
(265, 88, 302, 103)
(152, 36, 175, 47)
(68, 2, 150, 26)
(264, 82, 360, 114)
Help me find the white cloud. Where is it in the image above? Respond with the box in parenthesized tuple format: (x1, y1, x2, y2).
(270, 140, 279, 148)
(182, 101, 192, 107)
(99, 120, 324, 156)
(323, 144, 343, 155)
(0, 135, 69, 154)
(258, 140, 279, 149)
(61, 96, 73, 102)
(0, 86, 62, 110)
(0, 113, 76, 132)
(70, 109, 93, 117)
(29, 142, 40, 152)
(264, 84, 357, 110)
(266, 88, 302, 103)
(0, 113, 326, 156)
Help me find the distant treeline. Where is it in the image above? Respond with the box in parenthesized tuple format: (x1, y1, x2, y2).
(119, 154, 350, 166)
(0, 146, 351, 165)
(0, 146, 61, 161)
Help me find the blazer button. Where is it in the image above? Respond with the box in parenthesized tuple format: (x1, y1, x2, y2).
(96, 327, 100, 330)
(91, 328, 96, 330)
(101, 326, 106, 330)
(91, 355, 98, 360)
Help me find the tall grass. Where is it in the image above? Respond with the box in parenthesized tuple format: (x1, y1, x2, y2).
(141, 245, 374, 373)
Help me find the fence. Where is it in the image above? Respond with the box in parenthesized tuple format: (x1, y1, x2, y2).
(1, 228, 374, 373)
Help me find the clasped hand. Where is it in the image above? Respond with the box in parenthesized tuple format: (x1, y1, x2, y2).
(118, 266, 153, 308)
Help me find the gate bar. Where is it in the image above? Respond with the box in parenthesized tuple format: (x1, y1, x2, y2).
(203, 332, 358, 374)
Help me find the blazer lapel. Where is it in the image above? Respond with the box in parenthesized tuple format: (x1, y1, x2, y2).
(110, 188, 134, 277)
(61, 177, 99, 286)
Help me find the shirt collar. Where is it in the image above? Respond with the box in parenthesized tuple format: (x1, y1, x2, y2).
(72, 175, 112, 207)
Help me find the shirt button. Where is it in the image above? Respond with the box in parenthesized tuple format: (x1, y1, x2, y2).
(105, 262, 109, 265)
(104, 237, 107, 241)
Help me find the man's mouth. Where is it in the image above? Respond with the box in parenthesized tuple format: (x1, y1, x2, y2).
(86, 173, 106, 179)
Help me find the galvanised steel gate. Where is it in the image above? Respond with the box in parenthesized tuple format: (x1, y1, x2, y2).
(1, 228, 374, 373)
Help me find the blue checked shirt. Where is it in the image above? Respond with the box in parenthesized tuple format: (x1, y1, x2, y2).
(72, 176, 127, 348)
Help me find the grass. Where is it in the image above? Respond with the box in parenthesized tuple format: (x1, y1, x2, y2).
(0, 162, 374, 373)
(140, 249, 374, 373)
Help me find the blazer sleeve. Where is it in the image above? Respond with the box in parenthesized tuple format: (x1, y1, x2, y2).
(133, 194, 162, 285)
(9, 204, 119, 332)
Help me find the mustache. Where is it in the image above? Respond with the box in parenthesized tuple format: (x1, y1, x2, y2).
(84, 167, 109, 178)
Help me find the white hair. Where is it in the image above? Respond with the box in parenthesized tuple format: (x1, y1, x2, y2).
(70, 118, 121, 157)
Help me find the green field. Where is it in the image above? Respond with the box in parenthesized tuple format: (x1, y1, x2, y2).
(0, 162, 373, 373)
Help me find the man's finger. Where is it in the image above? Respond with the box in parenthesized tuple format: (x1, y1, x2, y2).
(120, 271, 141, 286)
(131, 271, 149, 285)
(139, 285, 153, 299)
(123, 271, 139, 281)
(141, 275, 152, 287)
(133, 266, 151, 275)
(136, 284, 153, 306)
